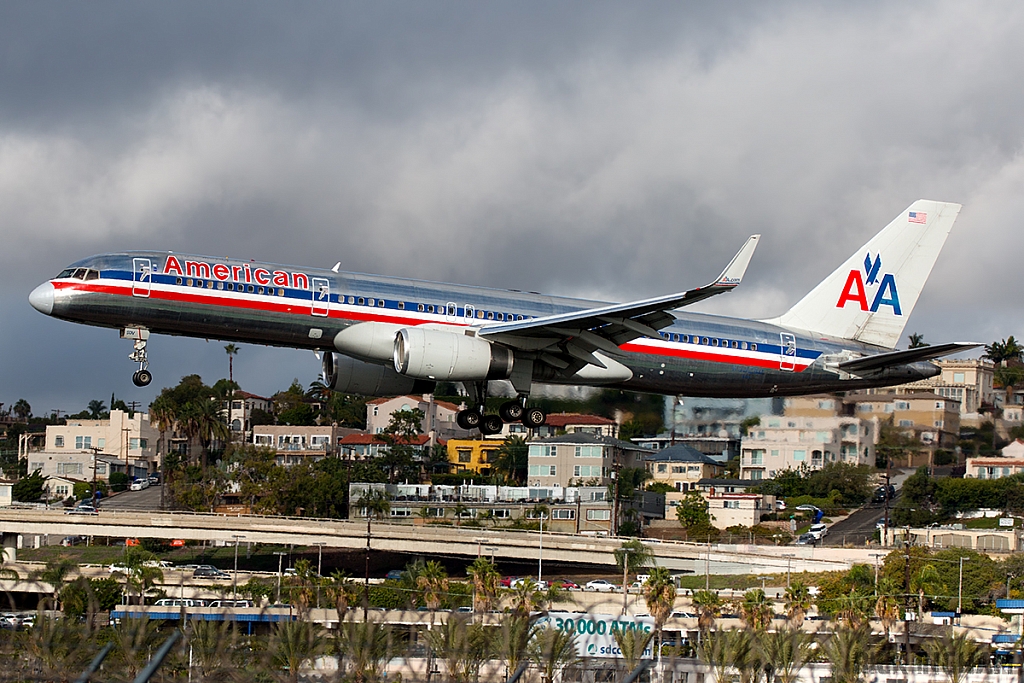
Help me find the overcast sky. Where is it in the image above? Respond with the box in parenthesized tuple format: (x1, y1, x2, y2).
(2, 2, 1022, 417)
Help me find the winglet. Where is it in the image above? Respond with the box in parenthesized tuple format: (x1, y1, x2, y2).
(715, 235, 760, 288)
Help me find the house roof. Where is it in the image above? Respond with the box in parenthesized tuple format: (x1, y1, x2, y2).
(339, 433, 439, 447)
(646, 444, 721, 465)
(697, 478, 757, 488)
(543, 413, 615, 427)
(531, 432, 650, 451)
(233, 391, 269, 401)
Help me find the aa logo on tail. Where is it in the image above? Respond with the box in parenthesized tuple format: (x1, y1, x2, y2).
(836, 253, 902, 315)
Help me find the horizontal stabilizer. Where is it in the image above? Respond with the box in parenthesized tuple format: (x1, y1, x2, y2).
(838, 342, 982, 375)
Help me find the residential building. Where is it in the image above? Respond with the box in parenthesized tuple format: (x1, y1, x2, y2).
(0, 481, 11, 507)
(645, 445, 726, 516)
(849, 392, 960, 450)
(347, 482, 664, 534)
(338, 433, 438, 460)
(693, 479, 776, 529)
(446, 439, 500, 476)
(491, 412, 619, 440)
(21, 410, 159, 479)
(740, 415, 876, 480)
(526, 433, 652, 488)
(663, 396, 783, 440)
(251, 425, 361, 466)
(23, 450, 125, 483)
(366, 395, 470, 442)
(1003, 440, 1024, 459)
(226, 390, 271, 435)
(893, 358, 994, 418)
(631, 435, 740, 463)
(888, 526, 1021, 552)
(45, 475, 88, 502)
(965, 457, 1024, 480)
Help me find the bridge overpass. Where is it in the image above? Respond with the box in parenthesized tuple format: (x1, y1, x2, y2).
(0, 507, 870, 574)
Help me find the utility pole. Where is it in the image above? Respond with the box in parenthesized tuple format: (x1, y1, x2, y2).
(231, 535, 244, 599)
(274, 551, 286, 603)
(958, 555, 969, 617)
(903, 549, 912, 663)
(883, 456, 892, 546)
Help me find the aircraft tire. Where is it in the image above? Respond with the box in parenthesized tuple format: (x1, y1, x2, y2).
(480, 414, 504, 435)
(456, 409, 481, 430)
(498, 401, 524, 422)
(522, 407, 546, 428)
(134, 370, 153, 387)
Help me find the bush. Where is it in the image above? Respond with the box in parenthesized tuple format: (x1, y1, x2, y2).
(109, 472, 130, 492)
(933, 449, 956, 466)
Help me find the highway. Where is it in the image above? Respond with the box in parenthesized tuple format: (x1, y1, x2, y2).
(0, 506, 876, 574)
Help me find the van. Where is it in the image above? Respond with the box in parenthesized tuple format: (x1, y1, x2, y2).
(154, 599, 194, 607)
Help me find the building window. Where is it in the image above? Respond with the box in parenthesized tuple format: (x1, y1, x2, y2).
(492, 509, 511, 518)
(573, 465, 603, 478)
(723, 501, 740, 509)
(793, 450, 806, 462)
(390, 508, 412, 517)
(55, 436, 64, 448)
(551, 509, 575, 520)
(130, 438, 140, 449)
(899, 420, 914, 427)
(75, 436, 91, 450)
(528, 465, 556, 476)
(895, 401, 910, 411)
(96, 463, 107, 475)
(748, 450, 764, 465)
(57, 463, 83, 476)
(587, 509, 611, 521)
(574, 445, 602, 458)
(657, 464, 667, 473)
(529, 445, 557, 458)
(458, 450, 472, 464)
(953, 372, 965, 383)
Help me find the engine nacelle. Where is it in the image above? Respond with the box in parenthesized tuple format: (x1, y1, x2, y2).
(329, 354, 436, 396)
(394, 327, 514, 381)
(333, 322, 407, 363)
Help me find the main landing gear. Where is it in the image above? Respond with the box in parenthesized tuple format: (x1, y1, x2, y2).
(455, 386, 546, 436)
(122, 327, 152, 387)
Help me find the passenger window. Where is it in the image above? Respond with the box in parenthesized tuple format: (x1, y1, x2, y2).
(517, 315, 524, 321)
(476, 310, 484, 319)
(257, 287, 264, 294)
(176, 278, 183, 285)
(682, 335, 689, 343)
(702, 337, 709, 345)
(358, 297, 364, 305)
(398, 302, 405, 310)
(368, 298, 375, 306)
(751, 343, 757, 351)
(278, 289, 285, 296)
(487, 311, 494, 320)
(225, 282, 232, 290)
(427, 305, 434, 313)
(216, 282, 224, 290)
(712, 339, 719, 347)
(417, 303, 425, 312)
(186, 278, 193, 286)
(378, 299, 384, 307)
(741, 341, 748, 350)
(732, 341, 739, 348)
(247, 285, 254, 293)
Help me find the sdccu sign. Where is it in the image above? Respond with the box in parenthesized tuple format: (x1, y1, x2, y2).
(538, 612, 655, 659)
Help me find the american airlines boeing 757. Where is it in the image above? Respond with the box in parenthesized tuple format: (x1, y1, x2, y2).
(29, 200, 978, 434)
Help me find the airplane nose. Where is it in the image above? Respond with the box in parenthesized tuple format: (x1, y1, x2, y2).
(29, 282, 54, 315)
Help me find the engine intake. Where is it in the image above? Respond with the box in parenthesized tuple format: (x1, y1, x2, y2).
(394, 328, 513, 381)
(329, 354, 435, 396)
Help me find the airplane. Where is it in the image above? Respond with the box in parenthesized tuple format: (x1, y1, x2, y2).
(28, 199, 978, 434)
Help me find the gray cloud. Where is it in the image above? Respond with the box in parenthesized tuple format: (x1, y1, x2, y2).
(3, 1, 1024, 413)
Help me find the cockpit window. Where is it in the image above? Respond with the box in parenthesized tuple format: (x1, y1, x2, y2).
(84, 270, 99, 281)
(57, 268, 99, 281)
(57, 269, 75, 279)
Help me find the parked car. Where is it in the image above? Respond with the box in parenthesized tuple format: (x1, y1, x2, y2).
(129, 479, 149, 491)
(193, 567, 230, 579)
(208, 600, 253, 608)
(670, 611, 697, 619)
(60, 535, 88, 546)
(499, 576, 516, 588)
(584, 579, 617, 592)
(155, 598, 194, 607)
(794, 533, 816, 546)
(108, 563, 130, 574)
(553, 580, 580, 590)
(65, 503, 98, 515)
(148, 476, 160, 486)
(385, 569, 404, 581)
(808, 523, 828, 540)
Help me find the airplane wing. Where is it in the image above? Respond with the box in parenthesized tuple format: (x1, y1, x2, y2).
(837, 342, 982, 375)
(478, 235, 759, 372)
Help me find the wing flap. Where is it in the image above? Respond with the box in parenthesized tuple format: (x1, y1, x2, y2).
(837, 342, 982, 374)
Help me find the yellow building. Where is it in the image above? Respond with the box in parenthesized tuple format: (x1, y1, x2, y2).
(446, 439, 500, 476)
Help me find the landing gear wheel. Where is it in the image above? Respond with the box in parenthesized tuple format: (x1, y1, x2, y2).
(499, 401, 524, 422)
(457, 409, 482, 430)
(480, 414, 504, 435)
(522, 407, 546, 429)
(133, 369, 153, 387)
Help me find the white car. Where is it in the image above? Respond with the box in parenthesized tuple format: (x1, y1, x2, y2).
(808, 523, 828, 540)
(584, 579, 617, 592)
(129, 480, 144, 491)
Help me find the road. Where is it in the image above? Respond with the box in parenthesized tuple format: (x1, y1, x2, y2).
(821, 469, 911, 547)
(100, 484, 163, 510)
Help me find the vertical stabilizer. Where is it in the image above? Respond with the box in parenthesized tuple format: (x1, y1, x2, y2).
(771, 200, 961, 349)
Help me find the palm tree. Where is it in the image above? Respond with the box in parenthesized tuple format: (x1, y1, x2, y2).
(270, 619, 327, 683)
(985, 336, 1023, 364)
(326, 569, 361, 622)
(907, 333, 928, 349)
(738, 588, 773, 631)
(822, 623, 876, 683)
(416, 560, 450, 611)
(995, 364, 1024, 407)
(642, 566, 677, 663)
(110, 614, 160, 680)
(452, 503, 469, 527)
(27, 614, 89, 683)
(528, 627, 579, 683)
(224, 343, 239, 384)
(187, 619, 238, 683)
(874, 577, 902, 644)
(697, 628, 732, 683)
(492, 435, 528, 484)
(613, 627, 653, 675)
(466, 556, 501, 615)
(924, 630, 985, 683)
(424, 614, 495, 683)
(111, 547, 164, 605)
(911, 563, 944, 619)
(499, 614, 539, 677)
(725, 628, 759, 683)
(335, 620, 392, 683)
(615, 538, 654, 613)
(506, 578, 546, 617)
(757, 627, 814, 683)
(87, 399, 107, 419)
(783, 582, 812, 627)
(33, 555, 78, 610)
(692, 589, 722, 636)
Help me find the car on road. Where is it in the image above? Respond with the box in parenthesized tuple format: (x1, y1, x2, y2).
(500, 576, 516, 588)
(584, 579, 617, 592)
(794, 533, 816, 546)
(65, 503, 98, 515)
(873, 485, 896, 504)
(193, 567, 230, 579)
(108, 563, 130, 574)
(129, 479, 149, 491)
(148, 476, 160, 486)
(208, 600, 253, 608)
(510, 578, 548, 590)
(60, 535, 88, 546)
(808, 523, 828, 540)
(670, 611, 697, 619)
(552, 580, 580, 590)
(385, 569, 404, 580)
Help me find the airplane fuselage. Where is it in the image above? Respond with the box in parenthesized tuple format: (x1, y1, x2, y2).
(32, 251, 938, 397)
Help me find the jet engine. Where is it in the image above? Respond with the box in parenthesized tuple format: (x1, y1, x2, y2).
(326, 352, 436, 396)
(394, 327, 514, 381)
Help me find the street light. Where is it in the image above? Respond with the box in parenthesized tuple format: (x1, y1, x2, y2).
(782, 554, 795, 588)
(232, 535, 245, 599)
(958, 555, 970, 616)
(537, 514, 548, 583)
(273, 551, 287, 604)
(314, 542, 326, 577)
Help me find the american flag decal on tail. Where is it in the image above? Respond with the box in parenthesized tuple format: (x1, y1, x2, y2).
(908, 211, 927, 224)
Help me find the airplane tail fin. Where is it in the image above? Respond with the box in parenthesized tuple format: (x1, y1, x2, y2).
(771, 200, 961, 349)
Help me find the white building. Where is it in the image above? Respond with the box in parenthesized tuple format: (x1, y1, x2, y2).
(21, 410, 159, 480)
(226, 390, 271, 436)
(366, 395, 470, 442)
(739, 415, 877, 480)
(527, 433, 652, 488)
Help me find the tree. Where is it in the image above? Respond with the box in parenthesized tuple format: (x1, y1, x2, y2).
(270, 619, 327, 683)
(675, 490, 719, 540)
(110, 614, 161, 680)
(696, 628, 731, 683)
(924, 630, 986, 683)
(738, 588, 773, 631)
(612, 627, 653, 675)
(335, 620, 392, 683)
(874, 577, 902, 645)
(12, 399, 31, 420)
(13, 469, 47, 502)
(86, 399, 107, 419)
(466, 556, 501, 615)
(985, 336, 1023, 364)
(506, 578, 547, 617)
(33, 555, 79, 610)
(783, 582, 812, 627)
(907, 333, 929, 349)
(224, 343, 239, 384)
(499, 614, 539, 676)
(821, 623, 876, 683)
(528, 627, 579, 683)
(378, 408, 425, 483)
(615, 539, 653, 613)
(424, 615, 495, 683)
(187, 619, 240, 683)
(416, 560, 450, 611)
(692, 589, 722, 635)
(642, 566, 676, 666)
(995, 364, 1024, 407)
(758, 627, 814, 683)
(493, 435, 528, 485)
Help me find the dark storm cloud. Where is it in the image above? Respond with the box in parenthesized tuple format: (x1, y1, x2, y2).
(3, 1, 1024, 413)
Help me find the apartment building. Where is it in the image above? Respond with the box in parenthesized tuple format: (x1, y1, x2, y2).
(740, 415, 876, 480)
(849, 392, 960, 449)
(21, 410, 159, 480)
(338, 433, 438, 460)
(446, 439, 500, 476)
(366, 395, 470, 442)
(893, 358, 994, 419)
(226, 391, 271, 436)
(526, 433, 652, 488)
(251, 425, 361, 466)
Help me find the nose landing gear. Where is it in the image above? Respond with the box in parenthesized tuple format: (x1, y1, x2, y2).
(122, 327, 152, 387)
